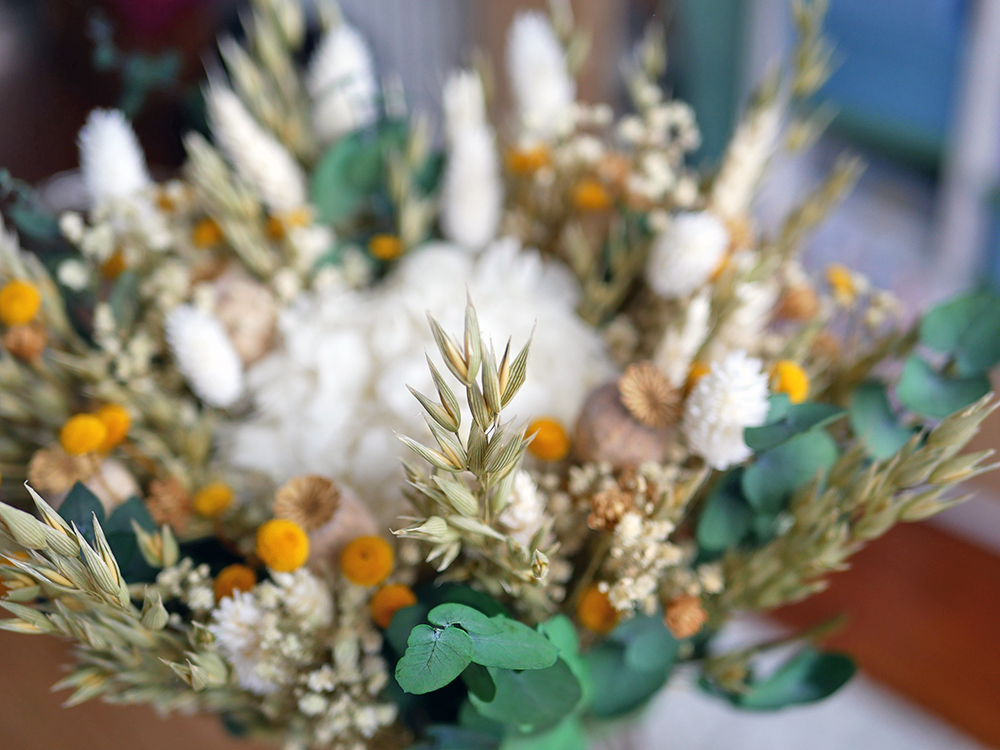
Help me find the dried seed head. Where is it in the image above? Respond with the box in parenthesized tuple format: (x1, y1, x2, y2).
(778, 285, 820, 321)
(146, 477, 192, 533)
(588, 485, 634, 531)
(27, 447, 100, 496)
(618, 361, 680, 429)
(273, 475, 341, 532)
(664, 594, 708, 639)
(2, 322, 47, 363)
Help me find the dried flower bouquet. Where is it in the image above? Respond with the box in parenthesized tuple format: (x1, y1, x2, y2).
(1, 1, 998, 749)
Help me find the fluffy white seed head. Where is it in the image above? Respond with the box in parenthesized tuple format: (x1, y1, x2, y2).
(77, 109, 152, 207)
(307, 22, 379, 145)
(164, 304, 245, 408)
(646, 211, 730, 299)
(506, 12, 576, 141)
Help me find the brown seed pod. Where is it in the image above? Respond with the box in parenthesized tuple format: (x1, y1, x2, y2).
(2, 322, 47, 363)
(664, 594, 708, 639)
(778, 285, 820, 321)
(618, 361, 680, 429)
(573, 382, 676, 468)
(273, 475, 341, 532)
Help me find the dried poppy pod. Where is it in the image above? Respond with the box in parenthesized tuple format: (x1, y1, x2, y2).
(665, 594, 708, 639)
(307, 486, 379, 571)
(573, 382, 676, 468)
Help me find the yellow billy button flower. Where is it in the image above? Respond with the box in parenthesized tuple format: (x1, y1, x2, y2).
(256, 519, 310, 572)
(94, 403, 131, 451)
(59, 414, 108, 456)
(684, 361, 712, 396)
(193, 482, 235, 519)
(577, 584, 619, 635)
(369, 583, 417, 629)
(826, 263, 857, 305)
(340, 535, 394, 587)
(571, 178, 613, 212)
(770, 360, 810, 404)
(213, 564, 257, 602)
(368, 234, 404, 262)
(505, 145, 550, 176)
(0, 280, 42, 326)
(191, 217, 224, 249)
(527, 417, 570, 462)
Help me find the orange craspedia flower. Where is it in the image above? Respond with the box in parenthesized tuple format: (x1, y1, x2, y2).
(527, 417, 570, 462)
(95, 403, 131, 451)
(368, 234, 404, 261)
(59, 414, 108, 456)
(577, 584, 619, 634)
(571, 178, 613, 211)
(256, 519, 310, 572)
(191, 217, 224, 249)
(684, 361, 712, 396)
(770, 360, 810, 404)
(505, 145, 551, 176)
(0, 280, 42, 326)
(369, 583, 418, 629)
(340, 535, 394, 586)
(193, 482, 235, 519)
(213, 564, 257, 601)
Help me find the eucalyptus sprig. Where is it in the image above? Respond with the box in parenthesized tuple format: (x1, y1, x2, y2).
(394, 299, 552, 594)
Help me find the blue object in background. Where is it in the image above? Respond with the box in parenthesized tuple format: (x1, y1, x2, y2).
(821, 0, 969, 172)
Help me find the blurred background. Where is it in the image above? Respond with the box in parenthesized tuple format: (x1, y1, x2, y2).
(0, 0, 998, 748)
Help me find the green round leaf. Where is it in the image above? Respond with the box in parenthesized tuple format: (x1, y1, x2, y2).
(395, 624, 475, 695)
(469, 618, 559, 671)
(58, 482, 106, 545)
(919, 291, 1000, 375)
(499, 716, 587, 750)
(742, 431, 838, 515)
(429, 603, 502, 634)
(848, 380, 917, 459)
(470, 660, 583, 733)
(896, 355, 991, 419)
(385, 603, 430, 654)
(745, 401, 846, 452)
(583, 642, 668, 718)
(462, 662, 497, 702)
(696, 471, 754, 557)
(734, 648, 857, 710)
(610, 614, 679, 674)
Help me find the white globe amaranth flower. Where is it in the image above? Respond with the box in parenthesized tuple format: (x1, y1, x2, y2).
(498, 470, 547, 549)
(307, 22, 379, 145)
(440, 70, 502, 250)
(208, 590, 278, 695)
(271, 569, 333, 630)
(506, 12, 576, 141)
(206, 83, 307, 214)
(77, 108, 152, 207)
(646, 211, 730, 299)
(683, 350, 769, 470)
(164, 304, 245, 408)
(222, 239, 614, 525)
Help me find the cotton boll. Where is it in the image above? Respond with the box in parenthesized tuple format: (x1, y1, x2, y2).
(164, 304, 245, 408)
(506, 12, 576, 141)
(646, 211, 730, 299)
(78, 109, 152, 207)
(206, 84, 307, 214)
(307, 23, 379, 145)
(682, 350, 769, 470)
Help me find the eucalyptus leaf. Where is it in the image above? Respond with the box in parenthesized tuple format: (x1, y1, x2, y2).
(428, 603, 501, 634)
(896, 355, 991, 419)
(58, 482, 106, 545)
(469, 659, 583, 734)
(919, 291, 1000, 375)
(584, 642, 669, 719)
(421, 725, 501, 750)
(462, 662, 497, 702)
(103, 496, 156, 535)
(386, 603, 431, 654)
(423, 583, 509, 617)
(742, 431, 838, 515)
(109, 270, 140, 331)
(467, 617, 559, 671)
(849, 380, 917, 459)
(395, 624, 475, 695)
(612, 614, 680, 674)
(730, 648, 856, 710)
(745, 400, 845, 451)
(696, 471, 754, 557)
(499, 716, 587, 750)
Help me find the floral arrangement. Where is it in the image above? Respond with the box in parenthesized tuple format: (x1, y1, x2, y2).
(1, 1, 999, 749)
